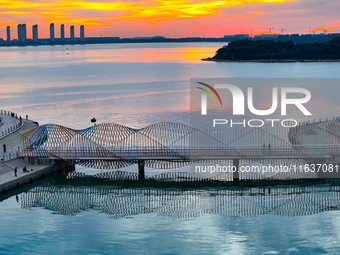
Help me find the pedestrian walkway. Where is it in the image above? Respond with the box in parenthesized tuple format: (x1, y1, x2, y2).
(0, 112, 40, 186)
(0, 158, 47, 180)
(0, 157, 58, 193)
(0, 112, 38, 161)
(0, 112, 18, 130)
(0, 112, 67, 193)
(0, 111, 22, 139)
(0, 117, 60, 193)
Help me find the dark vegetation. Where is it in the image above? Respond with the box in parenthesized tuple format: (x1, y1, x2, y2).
(211, 36, 340, 61)
(2, 33, 340, 47)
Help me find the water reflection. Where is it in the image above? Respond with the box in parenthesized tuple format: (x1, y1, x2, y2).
(21, 185, 340, 219)
(0, 43, 222, 66)
(1, 44, 340, 131)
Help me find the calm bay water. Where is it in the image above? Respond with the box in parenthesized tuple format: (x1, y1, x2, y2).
(1, 43, 339, 129)
(1, 43, 340, 254)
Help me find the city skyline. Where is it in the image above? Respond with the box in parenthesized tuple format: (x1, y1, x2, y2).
(0, 0, 339, 39)
(5, 23, 85, 42)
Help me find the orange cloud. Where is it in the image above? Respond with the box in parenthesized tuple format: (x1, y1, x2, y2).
(0, 0, 293, 22)
(1, 0, 340, 38)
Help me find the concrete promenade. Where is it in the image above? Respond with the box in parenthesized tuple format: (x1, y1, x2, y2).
(0, 112, 62, 193)
(0, 111, 36, 160)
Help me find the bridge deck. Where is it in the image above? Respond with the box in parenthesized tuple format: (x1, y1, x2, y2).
(24, 147, 335, 160)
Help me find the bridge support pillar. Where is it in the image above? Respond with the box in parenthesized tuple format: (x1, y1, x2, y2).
(233, 159, 239, 186)
(138, 160, 145, 181)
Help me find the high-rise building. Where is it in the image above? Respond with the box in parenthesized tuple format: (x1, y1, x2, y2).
(32, 25, 38, 41)
(70, 25, 75, 40)
(23, 24, 27, 41)
(50, 23, 55, 42)
(80, 25, 85, 41)
(60, 24, 65, 39)
(6, 26, 10, 42)
(17, 24, 21, 41)
(17, 24, 27, 42)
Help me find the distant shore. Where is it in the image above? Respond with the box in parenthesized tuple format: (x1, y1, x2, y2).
(208, 37, 340, 62)
(2, 32, 340, 47)
(202, 58, 340, 63)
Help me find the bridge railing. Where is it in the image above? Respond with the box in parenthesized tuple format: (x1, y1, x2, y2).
(21, 144, 340, 159)
(0, 109, 24, 140)
(1, 150, 22, 161)
(0, 142, 23, 161)
(301, 116, 340, 125)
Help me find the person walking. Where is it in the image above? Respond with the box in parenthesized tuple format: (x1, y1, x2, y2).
(14, 167, 17, 177)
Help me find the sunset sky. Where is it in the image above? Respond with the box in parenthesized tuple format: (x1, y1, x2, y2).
(0, 0, 339, 39)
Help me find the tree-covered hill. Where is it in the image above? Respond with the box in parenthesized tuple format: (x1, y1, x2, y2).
(210, 37, 340, 61)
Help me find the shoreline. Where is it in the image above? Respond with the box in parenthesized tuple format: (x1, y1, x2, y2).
(202, 58, 340, 63)
(0, 158, 62, 194)
(0, 113, 74, 193)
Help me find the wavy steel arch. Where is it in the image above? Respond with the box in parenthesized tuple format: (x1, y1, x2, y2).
(22, 120, 340, 170)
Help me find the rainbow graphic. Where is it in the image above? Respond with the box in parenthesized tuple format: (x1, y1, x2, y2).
(196, 82, 223, 115)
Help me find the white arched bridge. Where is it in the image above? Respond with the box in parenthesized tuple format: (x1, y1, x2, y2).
(21, 118, 340, 176)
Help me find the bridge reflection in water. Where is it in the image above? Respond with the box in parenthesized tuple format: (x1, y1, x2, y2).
(21, 185, 340, 219)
